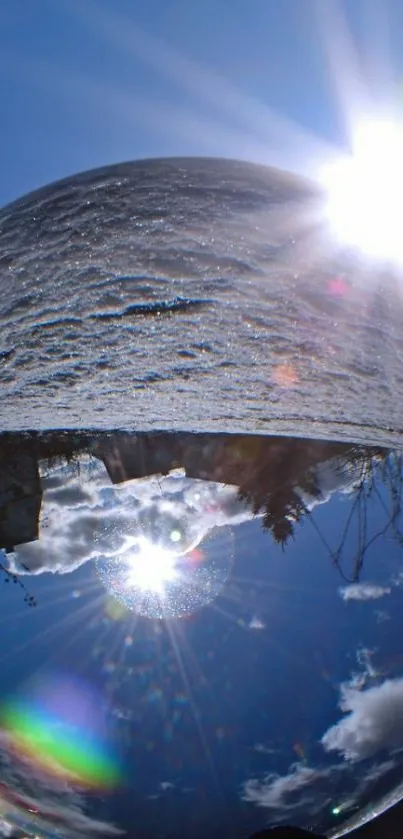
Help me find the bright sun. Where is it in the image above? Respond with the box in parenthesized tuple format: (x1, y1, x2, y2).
(320, 117, 403, 264)
(124, 539, 179, 594)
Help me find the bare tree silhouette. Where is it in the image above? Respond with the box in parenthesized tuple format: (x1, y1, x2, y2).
(315, 450, 403, 583)
(237, 443, 403, 582)
(0, 559, 36, 607)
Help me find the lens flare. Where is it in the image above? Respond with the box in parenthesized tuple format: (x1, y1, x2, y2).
(321, 117, 403, 264)
(96, 523, 232, 619)
(0, 676, 122, 790)
(125, 539, 179, 594)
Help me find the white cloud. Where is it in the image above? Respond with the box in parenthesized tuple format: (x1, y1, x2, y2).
(249, 616, 266, 630)
(375, 609, 390, 623)
(391, 571, 403, 588)
(241, 755, 399, 830)
(357, 759, 396, 788)
(322, 677, 403, 761)
(241, 763, 336, 821)
(253, 743, 278, 755)
(339, 583, 391, 602)
(356, 647, 377, 680)
(296, 456, 366, 511)
(8, 457, 254, 577)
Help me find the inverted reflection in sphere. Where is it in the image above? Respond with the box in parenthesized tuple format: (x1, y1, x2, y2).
(96, 526, 232, 619)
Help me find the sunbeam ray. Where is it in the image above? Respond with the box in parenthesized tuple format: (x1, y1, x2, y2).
(0, 594, 106, 668)
(0, 583, 97, 628)
(65, 0, 339, 176)
(361, 0, 396, 105)
(164, 618, 226, 810)
(26, 599, 112, 686)
(312, 0, 371, 143)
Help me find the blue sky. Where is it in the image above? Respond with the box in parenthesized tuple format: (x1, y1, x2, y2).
(1, 0, 403, 207)
(1, 478, 403, 837)
(1, 451, 403, 837)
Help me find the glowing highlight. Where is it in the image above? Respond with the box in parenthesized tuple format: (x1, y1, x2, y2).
(321, 118, 403, 264)
(97, 532, 232, 619)
(1, 677, 123, 789)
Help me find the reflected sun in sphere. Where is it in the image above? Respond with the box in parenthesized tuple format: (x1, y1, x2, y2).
(125, 538, 180, 594)
(96, 509, 234, 620)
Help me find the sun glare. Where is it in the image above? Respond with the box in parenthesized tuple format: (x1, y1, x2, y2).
(125, 539, 179, 595)
(321, 118, 403, 264)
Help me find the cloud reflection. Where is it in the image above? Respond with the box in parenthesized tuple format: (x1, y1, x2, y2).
(9, 459, 251, 585)
(339, 583, 391, 602)
(322, 677, 403, 762)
